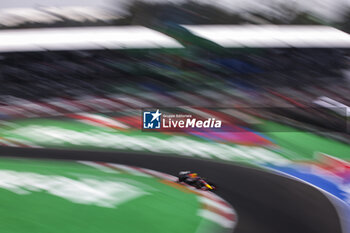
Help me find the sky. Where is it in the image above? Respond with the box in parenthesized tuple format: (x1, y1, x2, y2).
(0, 0, 349, 22)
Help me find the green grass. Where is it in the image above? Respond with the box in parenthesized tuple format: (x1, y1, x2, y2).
(258, 120, 350, 161)
(0, 158, 204, 233)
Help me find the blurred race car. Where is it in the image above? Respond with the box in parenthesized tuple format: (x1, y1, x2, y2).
(177, 171, 216, 191)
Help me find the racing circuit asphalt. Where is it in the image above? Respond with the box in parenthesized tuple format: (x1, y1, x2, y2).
(0, 146, 342, 233)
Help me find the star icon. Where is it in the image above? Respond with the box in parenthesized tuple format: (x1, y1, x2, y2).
(151, 109, 161, 122)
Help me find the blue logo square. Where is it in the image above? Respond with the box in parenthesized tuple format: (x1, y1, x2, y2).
(143, 110, 161, 129)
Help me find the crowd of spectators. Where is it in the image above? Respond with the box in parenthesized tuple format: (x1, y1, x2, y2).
(0, 48, 347, 100)
(0, 47, 349, 134)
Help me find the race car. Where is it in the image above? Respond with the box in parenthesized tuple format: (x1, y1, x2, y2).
(177, 171, 216, 191)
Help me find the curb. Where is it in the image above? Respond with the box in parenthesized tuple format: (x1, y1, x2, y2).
(79, 161, 237, 231)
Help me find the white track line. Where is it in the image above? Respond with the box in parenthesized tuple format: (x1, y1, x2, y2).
(106, 163, 152, 177)
(140, 168, 178, 182)
(197, 209, 235, 228)
(199, 196, 235, 214)
(78, 161, 120, 174)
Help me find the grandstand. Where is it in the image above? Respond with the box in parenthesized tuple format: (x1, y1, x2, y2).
(0, 25, 349, 136)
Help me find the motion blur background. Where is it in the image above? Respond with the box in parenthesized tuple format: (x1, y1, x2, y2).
(0, 0, 349, 135)
(0, 1, 350, 233)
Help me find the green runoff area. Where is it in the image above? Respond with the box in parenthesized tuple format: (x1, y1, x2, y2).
(0, 157, 218, 233)
(0, 117, 349, 164)
(257, 120, 350, 161)
(0, 115, 348, 233)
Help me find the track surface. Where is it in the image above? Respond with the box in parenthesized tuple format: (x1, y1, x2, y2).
(0, 147, 342, 233)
